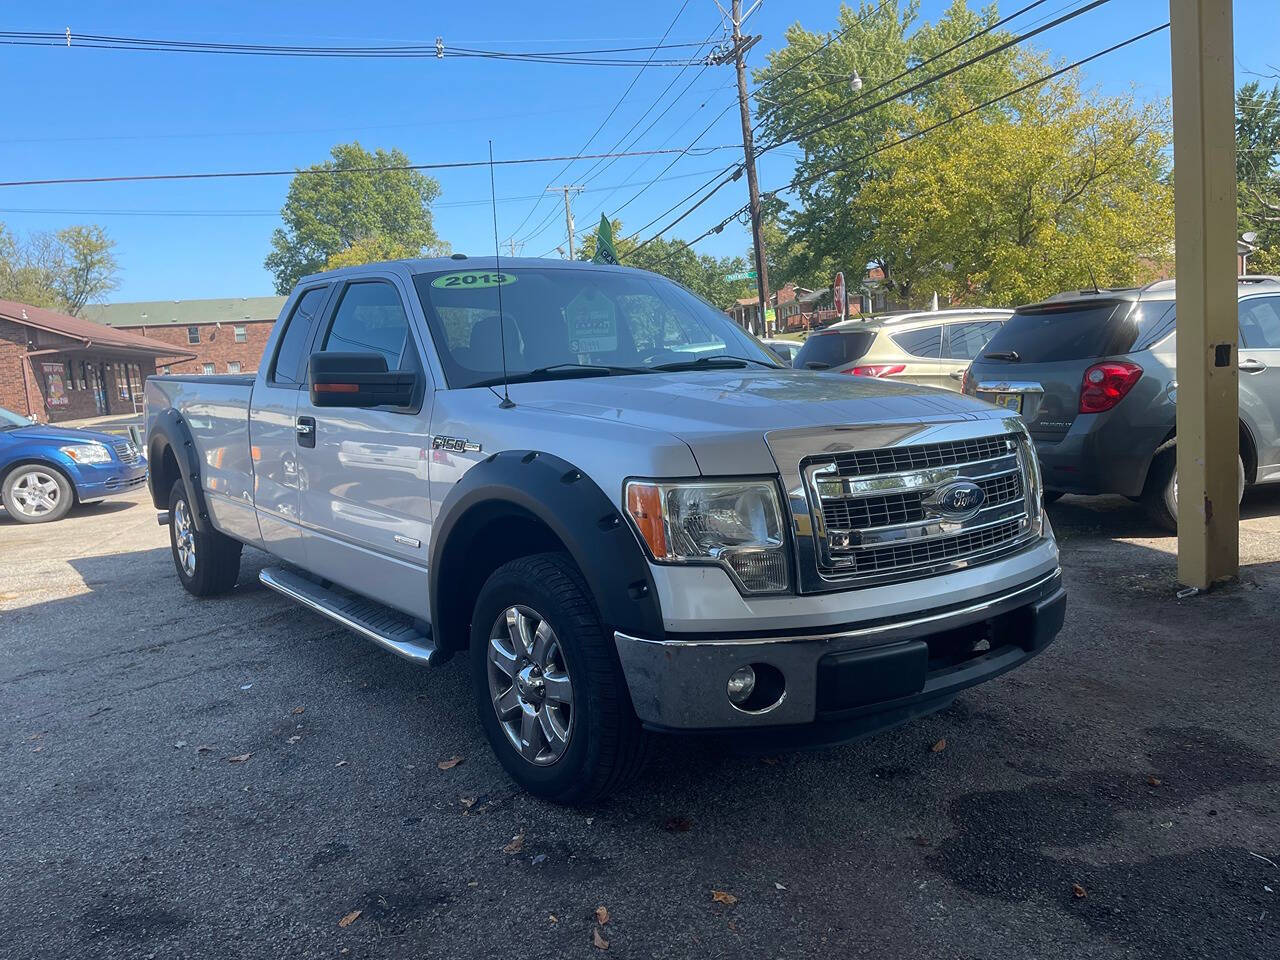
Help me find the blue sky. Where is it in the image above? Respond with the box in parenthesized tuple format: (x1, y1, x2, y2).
(0, 1, 1271, 301)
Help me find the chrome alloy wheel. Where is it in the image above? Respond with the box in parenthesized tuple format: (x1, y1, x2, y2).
(487, 605, 574, 766)
(11, 470, 62, 518)
(173, 498, 197, 576)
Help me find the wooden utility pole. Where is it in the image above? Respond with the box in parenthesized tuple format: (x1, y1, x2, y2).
(548, 186, 584, 260)
(1169, 0, 1239, 588)
(729, 0, 770, 336)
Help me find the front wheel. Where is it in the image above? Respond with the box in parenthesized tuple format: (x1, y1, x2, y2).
(168, 479, 242, 596)
(469, 552, 648, 804)
(1144, 448, 1245, 532)
(2, 465, 74, 523)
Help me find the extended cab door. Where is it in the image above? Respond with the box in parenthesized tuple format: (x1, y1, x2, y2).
(248, 284, 331, 565)
(294, 274, 435, 619)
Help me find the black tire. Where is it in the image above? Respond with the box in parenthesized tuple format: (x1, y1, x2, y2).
(168, 478, 242, 596)
(1041, 490, 1065, 505)
(1, 463, 74, 523)
(1143, 447, 1245, 532)
(469, 552, 649, 804)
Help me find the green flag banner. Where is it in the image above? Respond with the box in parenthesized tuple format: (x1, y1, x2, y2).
(593, 214, 619, 265)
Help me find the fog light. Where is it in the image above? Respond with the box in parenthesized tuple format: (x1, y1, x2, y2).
(726, 665, 756, 705)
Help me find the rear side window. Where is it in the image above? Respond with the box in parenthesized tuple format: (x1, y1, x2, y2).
(271, 286, 329, 385)
(944, 320, 1003, 360)
(321, 281, 411, 371)
(1240, 296, 1280, 349)
(890, 325, 943, 358)
(794, 330, 875, 368)
(983, 302, 1137, 362)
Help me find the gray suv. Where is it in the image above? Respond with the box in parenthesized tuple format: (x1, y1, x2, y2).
(964, 277, 1280, 528)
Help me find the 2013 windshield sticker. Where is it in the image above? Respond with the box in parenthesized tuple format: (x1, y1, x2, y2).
(430, 271, 517, 289)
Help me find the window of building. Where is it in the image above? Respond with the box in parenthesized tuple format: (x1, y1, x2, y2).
(227, 361, 242, 374)
(161, 366, 171, 375)
(202, 363, 215, 375)
(234, 324, 247, 343)
(187, 326, 200, 344)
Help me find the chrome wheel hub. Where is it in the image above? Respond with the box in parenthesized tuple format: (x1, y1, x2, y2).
(487, 605, 574, 766)
(173, 499, 197, 576)
(11, 470, 61, 517)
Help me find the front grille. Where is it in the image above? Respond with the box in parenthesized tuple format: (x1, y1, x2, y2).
(837, 518, 1026, 576)
(830, 435, 1013, 477)
(820, 471, 1023, 533)
(110, 439, 139, 465)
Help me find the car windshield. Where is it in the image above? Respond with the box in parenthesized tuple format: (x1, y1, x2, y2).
(793, 330, 876, 369)
(0, 406, 33, 430)
(412, 266, 778, 388)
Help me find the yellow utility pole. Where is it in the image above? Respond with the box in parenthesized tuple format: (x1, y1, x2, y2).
(1169, 0, 1239, 588)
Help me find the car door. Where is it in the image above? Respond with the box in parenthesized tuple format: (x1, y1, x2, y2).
(943, 320, 1006, 392)
(294, 274, 435, 619)
(1237, 294, 1280, 477)
(248, 284, 331, 565)
(887, 323, 947, 388)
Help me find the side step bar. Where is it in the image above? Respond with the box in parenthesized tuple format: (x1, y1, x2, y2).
(259, 566, 441, 666)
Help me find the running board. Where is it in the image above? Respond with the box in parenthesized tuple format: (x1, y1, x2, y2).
(258, 566, 440, 666)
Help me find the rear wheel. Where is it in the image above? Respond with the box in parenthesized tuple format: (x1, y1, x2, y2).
(1144, 447, 1245, 532)
(469, 552, 649, 804)
(2, 465, 74, 523)
(168, 479, 242, 596)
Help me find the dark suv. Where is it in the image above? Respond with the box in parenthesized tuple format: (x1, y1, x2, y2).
(963, 277, 1280, 528)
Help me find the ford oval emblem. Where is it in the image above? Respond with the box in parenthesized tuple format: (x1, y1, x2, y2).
(932, 480, 986, 520)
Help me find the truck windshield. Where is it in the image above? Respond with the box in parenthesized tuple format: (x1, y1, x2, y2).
(0, 406, 33, 429)
(412, 267, 778, 388)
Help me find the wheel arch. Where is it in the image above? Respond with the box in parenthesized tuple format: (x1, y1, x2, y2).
(146, 408, 213, 530)
(429, 451, 663, 654)
(1, 457, 78, 503)
(1145, 418, 1259, 487)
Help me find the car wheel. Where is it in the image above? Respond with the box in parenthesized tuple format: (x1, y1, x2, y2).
(469, 552, 649, 804)
(168, 478, 242, 596)
(1144, 447, 1245, 532)
(2, 464, 74, 523)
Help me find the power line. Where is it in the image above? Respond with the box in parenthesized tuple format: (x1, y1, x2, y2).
(0, 145, 743, 189)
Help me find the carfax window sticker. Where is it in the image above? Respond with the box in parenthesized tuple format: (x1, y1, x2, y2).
(565, 287, 618, 355)
(429, 271, 517, 289)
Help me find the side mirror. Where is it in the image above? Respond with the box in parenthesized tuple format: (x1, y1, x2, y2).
(308, 352, 417, 408)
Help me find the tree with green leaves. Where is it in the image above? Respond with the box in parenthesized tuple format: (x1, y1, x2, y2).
(265, 142, 447, 294)
(752, 1, 1173, 306)
(1237, 81, 1280, 273)
(0, 223, 119, 315)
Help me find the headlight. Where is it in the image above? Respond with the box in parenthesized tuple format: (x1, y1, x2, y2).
(625, 479, 790, 594)
(59, 442, 112, 465)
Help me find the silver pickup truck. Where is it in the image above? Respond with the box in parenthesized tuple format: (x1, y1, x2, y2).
(145, 257, 1065, 803)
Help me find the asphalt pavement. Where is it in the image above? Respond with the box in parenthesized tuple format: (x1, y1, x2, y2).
(2, 488, 1278, 959)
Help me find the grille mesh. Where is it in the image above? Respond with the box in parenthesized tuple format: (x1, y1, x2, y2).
(831, 435, 1013, 478)
(820, 470, 1023, 532)
(837, 518, 1025, 574)
(110, 439, 139, 465)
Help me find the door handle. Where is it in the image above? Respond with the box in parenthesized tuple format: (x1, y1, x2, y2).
(296, 416, 316, 448)
(1239, 358, 1267, 373)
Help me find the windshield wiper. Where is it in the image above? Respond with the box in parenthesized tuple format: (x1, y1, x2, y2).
(803, 361, 832, 370)
(984, 350, 1021, 362)
(651, 354, 778, 372)
(470, 362, 649, 388)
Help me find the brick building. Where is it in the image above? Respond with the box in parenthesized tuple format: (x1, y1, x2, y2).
(0, 300, 185, 423)
(83, 296, 286, 376)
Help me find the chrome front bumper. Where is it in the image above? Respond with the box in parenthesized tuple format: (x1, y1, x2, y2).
(613, 569, 1065, 731)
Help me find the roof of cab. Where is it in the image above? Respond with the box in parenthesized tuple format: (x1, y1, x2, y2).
(297, 255, 653, 287)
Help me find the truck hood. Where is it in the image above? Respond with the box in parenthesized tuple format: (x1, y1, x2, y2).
(505, 368, 998, 475)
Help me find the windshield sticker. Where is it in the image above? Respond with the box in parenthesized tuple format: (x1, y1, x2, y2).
(565, 288, 618, 354)
(430, 271, 517, 290)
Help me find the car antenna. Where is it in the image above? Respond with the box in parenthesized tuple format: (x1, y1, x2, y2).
(489, 140, 515, 410)
(1086, 265, 1101, 294)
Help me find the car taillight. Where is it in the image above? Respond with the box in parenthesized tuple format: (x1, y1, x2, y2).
(960, 368, 974, 394)
(1079, 361, 1142, 413)
(848, 364, 906, 378)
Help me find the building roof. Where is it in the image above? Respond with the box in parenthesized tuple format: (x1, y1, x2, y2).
(0, 299, 186, 358)
(82, 295, 287, 328)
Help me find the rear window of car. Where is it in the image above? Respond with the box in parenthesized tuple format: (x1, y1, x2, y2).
(982, 301, 1144, 363)
(794, 330, 875, 368)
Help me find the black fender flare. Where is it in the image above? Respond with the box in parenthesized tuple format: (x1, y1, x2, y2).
(428, 450, 664, 644)
(146, 408, 214, 533)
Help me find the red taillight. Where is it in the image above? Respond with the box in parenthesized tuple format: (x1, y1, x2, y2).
(960, 368, 974, 394)
(848, 364, 907, 378)
(1079, 361, 1142, 413)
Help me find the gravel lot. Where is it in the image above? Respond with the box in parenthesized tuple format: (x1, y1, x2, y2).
(3, 488, 1278, 960)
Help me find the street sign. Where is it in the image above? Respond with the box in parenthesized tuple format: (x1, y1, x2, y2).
(724, 270, 757, 282)
(834, 271, 846, 320)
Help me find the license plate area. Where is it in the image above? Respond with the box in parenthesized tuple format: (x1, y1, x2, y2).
(980, 392, 1023, 413)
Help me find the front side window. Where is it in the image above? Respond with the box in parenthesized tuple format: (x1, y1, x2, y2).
(271, 286, 329, 385)
(413, 267, 776, 387)
(321, 281, 411, 371)
(1240, 296, 1280, 349)
(187, 326, 200, 344)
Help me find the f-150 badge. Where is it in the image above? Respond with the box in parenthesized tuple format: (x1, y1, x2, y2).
(432, 436, 482, 453)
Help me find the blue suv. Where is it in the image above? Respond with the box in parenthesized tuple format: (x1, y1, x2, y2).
(0, 405, 148, 524)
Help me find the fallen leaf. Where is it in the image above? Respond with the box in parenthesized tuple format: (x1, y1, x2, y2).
(774, 882, 786, 890)
(335, 760, 347, 767)
(595, 906, 610, 925)
(531, 853, 547, 866)
(459, 796, 478, 810)
(173, 740, 187, 749)
(1072, 883, 1087, 899)
(239, 683, 253, 691)
(503, 832, 525, 854)
(1147, 775, 1162, 787)
(711, 890, 738, 906)
(287, 736, 301, 744)
(438, 755, 463, 770)
(663, 816, 693, 833)
(548, 914, 558, 923)
(227, 753, 252, 763)
(290, 706, 305, 715)
(196, 745, 213, 753)
(931, 738, 947, 753)
(338, 909, 362, 928)
(592, 928, 609, 950)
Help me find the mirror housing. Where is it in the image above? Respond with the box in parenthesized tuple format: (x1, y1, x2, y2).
(308, 352, 416, 408)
